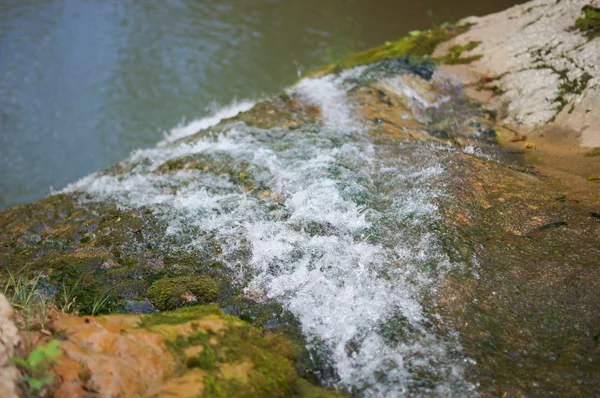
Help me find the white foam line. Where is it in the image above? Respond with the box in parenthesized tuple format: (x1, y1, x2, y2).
(159, 99, 255, 145)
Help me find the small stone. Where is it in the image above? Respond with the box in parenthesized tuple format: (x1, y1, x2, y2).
(482, 128, 497, 139)
(124, 298, 155, 314)
(147, 260, 165, 270)
(100, 260, 119, 269)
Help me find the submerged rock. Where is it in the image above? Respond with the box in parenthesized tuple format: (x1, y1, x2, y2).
(434, 154, 600, 396)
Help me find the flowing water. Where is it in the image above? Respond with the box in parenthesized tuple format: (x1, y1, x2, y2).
(0, 0, 526, 209)
(2, 1, 529, 395)
(63, 64, 480, 396)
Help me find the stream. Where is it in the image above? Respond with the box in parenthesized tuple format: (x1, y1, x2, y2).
(64, 64, 478, 396)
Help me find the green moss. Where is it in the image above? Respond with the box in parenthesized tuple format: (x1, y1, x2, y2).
(154, 153, 257, 190)
(140, 304, 225, 327)
(218, 296, 321, 382)
(312, 24, 471, 75)
(30, 250, 112, 273)
(550, 69, 592, 120)
(187, 345, 217, 370)
(46, 264, 118, 315)
(584, 147, 600, 157)
(136, 304, 339, 397)
(146, 275, 219, 311)
(437, 41, 482, 65)
(109, 279, 149, 300)
(575, 5, 600, 37)
(188, 324, 297, 397)
(164, 249, 225, 274)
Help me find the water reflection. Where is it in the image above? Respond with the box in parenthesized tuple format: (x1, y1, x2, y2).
(0, 0, 525, 208)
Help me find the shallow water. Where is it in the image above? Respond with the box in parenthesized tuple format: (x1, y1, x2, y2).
(64, 64, 478, 396)
(0, 0, 526, 209)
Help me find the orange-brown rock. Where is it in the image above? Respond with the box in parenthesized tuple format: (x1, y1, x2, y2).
(52, 313, 176, 397)
(48, 305, 338, 398)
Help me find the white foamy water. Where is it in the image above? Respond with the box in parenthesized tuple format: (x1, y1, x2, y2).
(159, 99, 255, 145)
(291, 67, 365, 132)
(65, 68, 474, 396)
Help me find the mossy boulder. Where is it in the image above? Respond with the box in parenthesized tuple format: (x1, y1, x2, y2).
(147, 276, 220, 311)
(51, 304, 342, 397)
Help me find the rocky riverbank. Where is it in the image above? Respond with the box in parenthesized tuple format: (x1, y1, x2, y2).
(436, 0, 600, 180)
(1, 1, 599, 396)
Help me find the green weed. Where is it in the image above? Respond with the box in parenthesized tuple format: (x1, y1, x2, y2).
(2, 268, 53, 331)
(10, 339, 62, 395)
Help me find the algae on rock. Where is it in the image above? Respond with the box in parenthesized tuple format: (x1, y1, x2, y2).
(312, 24, 472, 76)
(146, 276, 220, 311)
(575, 5, 600, 37)
(50, 304, 342, 397)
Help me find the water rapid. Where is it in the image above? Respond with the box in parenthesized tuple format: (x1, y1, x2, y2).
(64, 66, 475, 396)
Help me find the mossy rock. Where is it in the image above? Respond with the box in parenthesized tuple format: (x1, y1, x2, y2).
(232, 93, 320, 130)
(52, 304, 342, 397)
(432, 154, 600, 396)
(438, 41, 482, 65)
(140, 305, 344, 397)
(575, 5, 600, 37)
(110, 279, 149, 300)
(312, 24, 471, 76)
(147, 275, 220, 311)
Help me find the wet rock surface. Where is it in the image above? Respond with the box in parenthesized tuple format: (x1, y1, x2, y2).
(435, 154, 600, 396)
(124, 298, 155, 314)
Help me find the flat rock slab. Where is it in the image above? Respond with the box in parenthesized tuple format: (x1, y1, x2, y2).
(436, 0, 600, 147)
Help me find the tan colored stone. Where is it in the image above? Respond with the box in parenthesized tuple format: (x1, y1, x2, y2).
(53, 313, 177, 398)
(184, 345, 204, 358)
(0, 294, 22, 398)
(218, 361, 254, 384)
(145, 369, 206, 398)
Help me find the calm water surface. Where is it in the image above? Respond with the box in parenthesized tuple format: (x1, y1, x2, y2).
(0, 0, 524, 209)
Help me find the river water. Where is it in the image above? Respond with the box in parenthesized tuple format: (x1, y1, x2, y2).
(0, 0, 525, 209)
